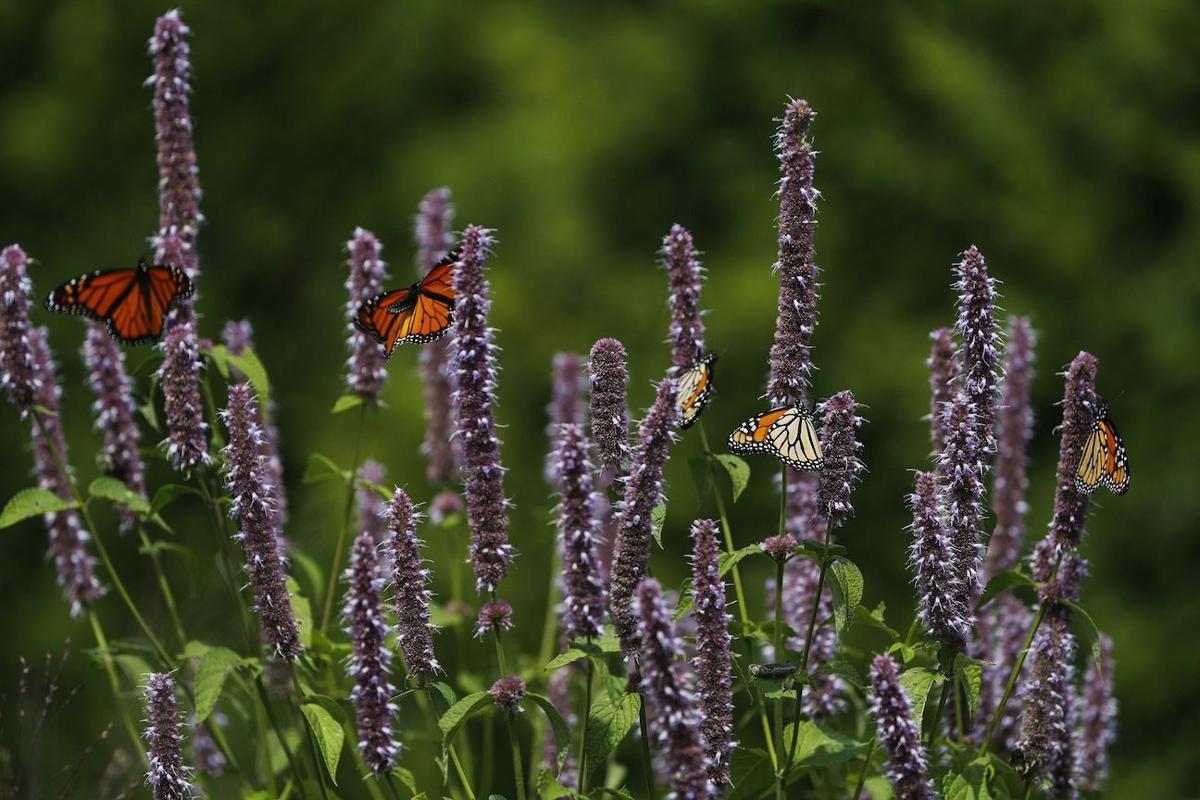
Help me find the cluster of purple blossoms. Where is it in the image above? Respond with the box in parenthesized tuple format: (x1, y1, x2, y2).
(635, 579, 717, 800)
(554, 423, 606, 641)
(975, 594, 1032, 752)
(475, 600, 514, 640)
(490, 675, 527, 714)
(344, 228, 390, 403)
(343, 530, 399, 773)
(143, 672, 193, 800)
(1076, 635, 1117, 793)
(763, 553, 843, 717)
(938, 391, 986, 609)
(926, 327, 957, 454)
(661, 224, 707, 370)
(451, 226, 514, 592)
(815, 390, 864, 529)
(689, 520, 734, 787)
(387, 489, 441, 679)
(357, 461, 390, 544)
(869, 654, 934, 800)
(157, 315, 209, 472)
(190, 717, 225, 778)
(953, 246, 1002, 456)
(1018, 606, 1078, 790)
(545, 352, 585, 483)
(908, 471, 970, 647)
(84, 324, 146, 530)
(0, 244, 37, 411)
(221, 383, 302, 660)
(588, 337, 631, 481)
(1049, 353, 1099, 550)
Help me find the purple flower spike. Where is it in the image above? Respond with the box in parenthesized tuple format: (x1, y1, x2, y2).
(690, 520, 734, 788)
(84, 325, 147, 530)
(415, 187, 456, 275)
(609, 378, 679, 654)
(815, 390, 864, 529)
(474, 600, 514, 639)
(0, 244, 36, 411)
(1077, 634, 1116, 793)
(554, 423, 606, 641)
(985, 317, 1036, 580)
(976, 595, 1032, 754)
(149, 10, 202, 275)
(1049, 353, 1099, 550)
(27, 327, 104, 616)
(451, 226, 514, 592)
(869, 654, 934, 800)
(143, 672, 193, 800)
(387, 488, 441, 679)
(767, 99, 821, 407)
(157, 318, 210, 471)
(546, 352, 585, 483)
(954, 246, 1001, 455)
(1018, 607, 1077, 790)
(222, 383, 302, 660)
(661, 224, 707, 370)
(635, 578, 717, 800)
(343, 530, 400, 773)
(357, 462, 389, 544)
(785, 469, 820, 541)
(588, 337, 631, 481)
(490, 675, 527, 714)
(926, 328, 958, 455)
(939, 391, 985, 608)
(344, 228, 390, 404)
(908, 471, 970, 647)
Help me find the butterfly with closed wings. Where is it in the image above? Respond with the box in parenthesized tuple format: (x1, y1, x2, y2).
(728, 404, 823, 471)
(676, 353, 716, 429)
(44, 258, 194, 345)
(1075, 402, 1130, 495)
(353, 250, 457, 358)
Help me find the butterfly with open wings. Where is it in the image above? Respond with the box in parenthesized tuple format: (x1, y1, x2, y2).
(44, 258, 194, 345)
(353, 251, 458, 358)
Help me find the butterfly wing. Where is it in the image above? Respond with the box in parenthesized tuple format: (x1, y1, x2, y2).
(417, 251, 458, 300)
(1097, 416, 1130, 495)
(45, 265, 191, 344)
(768, 407, 823, 471)
(1074, 423, 1106, 494)
(354, 288, 416, 358)
(676, 354, 715, 429)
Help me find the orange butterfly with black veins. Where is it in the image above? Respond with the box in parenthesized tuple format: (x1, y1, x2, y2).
(45, 258, 194, 345)
(1075, 402, 1130, 495)
(354, 251, 457, 358)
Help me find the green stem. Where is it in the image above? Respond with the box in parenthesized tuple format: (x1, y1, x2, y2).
(927, 666, 953, 747)
(255, 677, 309, 799)
(504, 713, 528, 800)
(253, 681, 279, 798)
(136, 524, 187, 650)
(383, 772, 403, 800)
(637, 699, 657, 798)
(789, 517, 831, 771)
(424, 686, 478, 800)
(851, 737, 877, 800)
(320, 403, 368, 636)
(529, 552, 562, 781)
(772, 558, 786, 798)
(577, 641, 595, 794)
(87, 610, 146, 763)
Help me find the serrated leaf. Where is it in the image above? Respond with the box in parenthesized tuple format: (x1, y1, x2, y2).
(954, 652, 983, 721)
(88, 476, 150, 515)
(215, 345, 271, 407)
(899, 667, 945, 725)
(0, 488, 79, 529)
(816, 658, 867, 689)
(528, 693, 572, 771)
(287, 578, 314, 648)
(584, 691, 640, 783)
(784, 721, 866, 767)
(536, 767, 575, 800)
(195, 646, 241, 722)
(944, 756, 994, 800)
(300, 703, 344, 785)
(303, 453, 351, 485)
(392, 767, 418, 794)
(728, 747, 772, 800)
(828, 558, 864, 635)
(712, 453, 750, 501)
(975, 570, 1037, 611)
(439, 690, 491, 747)
(650, 504, 667, 549)
(430, 681, 458, 710)
(852, 602, 900, 639)
(330, 393, 363, 414)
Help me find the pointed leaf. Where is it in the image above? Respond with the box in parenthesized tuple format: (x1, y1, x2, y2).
(438, 690, 491, 747)
(975, 570, 1036, 611)
(300, 703, 345, 785)
(528, 693, 572, 771)
(899, 667, 945, 725)
(650, 504, 667, 549)
(330, 394, 363, 414)
(828, 558, 864, 635)
(195, 646, 241, 722)
(584, 691, 640, 783)
(954, 652, 984, 721)
(88, 476, 150, 515)
(713, 454, 750, 501)
(0, 488, 78, 529)
(783, 721, 866, 767)
(303, 453, 351, 485)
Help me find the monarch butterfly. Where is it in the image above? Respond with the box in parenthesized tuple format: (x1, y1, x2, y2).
(44, 258, 194, 345)
(728, 404, 823, 471)
(1074, 403, 1130, 495)
(353, 251, 457, 358)
(676, 353, 716, 429)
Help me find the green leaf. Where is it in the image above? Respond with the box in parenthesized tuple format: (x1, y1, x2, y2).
(784, 721, 866, 767)
(728, 747, 773, 800)
(438, 690, 492, 747)
(195, 646, 241, 722)
(300, 703, 345, 785)
(650, 503, 667, 549)
(944, 757, 994, 800)
(536, 767, 575, 800)
(815, 658, 867, 689)
(584, 691, 640, 783)
(955, 652, 984, 722)
(330, 393, 363, 414)
(287, 578, 314, 648)
(712, 453, 750, 501)
(220, 345, 271, 407)
(430, 681, 458, 710)
(975, 570, 1036, 611)
(828, 558, 864, 635)
(1062, 600, 1104, 664)
(899, 667, 945, 725)
(392, 767, 418, 795)
(0, 488, 79, 529)
(528, 693, 572, 771)
(88, 476, 150, 515)
(303, 453, 351, 485)
(150, 483, 197, 514)
(687, 455, 713, 503)
(852, 602, 900, 639)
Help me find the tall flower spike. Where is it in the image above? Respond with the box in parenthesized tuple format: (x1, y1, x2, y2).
(661, 224, 707, 370)
(416, 188, 461, 485)
(388, 488, 441, 679)
(869, 654, 934, 800)
(985, 317, 1035, 580)
(222, 383, 302, 660)
(451, 226, 513, 592)
(0, 244, 36, 411)
(1076, 634, 1116, 793)
(343, 530, 400, 773)
(143, 672, 193, 800)
(939, 391, 985, 608)
(546, 352, 585, 483)
(555, 423, 605, 641)
(635, 579, 717, 800)
(157, 318, 209, 471)
(954, 246, 1001, 456)
(357, 461, 389, 544)
(927, 328, 958, 455)
(767, 98, 821, 407)
(344, 228, 390, 403)
(609, 377, 679, 654)
(909, 471, 970, 647)
(815, 390, 864, 529)
(84, 324, 147, 530)
(588, 337, 631, 481)
(28, 327, 104, 615)
(690, 520, 734, 788)
(1018, 606, 1077, 791)
(1049, 352, 1099, 550)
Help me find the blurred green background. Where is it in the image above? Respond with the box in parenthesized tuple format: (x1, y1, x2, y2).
(2, 0, 1198, 796)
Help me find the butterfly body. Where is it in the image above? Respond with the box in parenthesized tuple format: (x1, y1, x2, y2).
(354, 251, 458, 357)
(676, 353, 716, 429)
(728, 404, 823, 471)
(1074, 403, 1130, 495)
(45, 258, 193, 345)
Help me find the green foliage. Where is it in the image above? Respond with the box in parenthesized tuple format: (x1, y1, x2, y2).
(195, 645, 242, 722)
(300, 703, 346, 785)
(0, 488, 78, 529)
(527, 692, 572, 771)
(899, 666, 945, 725)
(829, 558, 864, 635)
(713, 453, 750, 501)
(582, 690, 640, 784)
